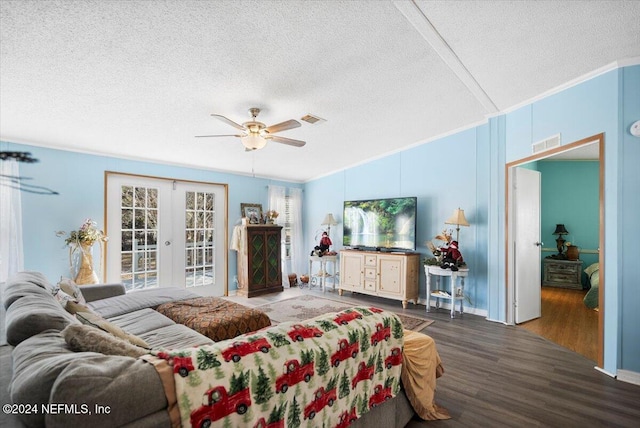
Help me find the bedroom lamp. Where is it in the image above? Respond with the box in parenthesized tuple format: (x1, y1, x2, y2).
(444, 208, 470, 244)
(553, 224, 569, 256)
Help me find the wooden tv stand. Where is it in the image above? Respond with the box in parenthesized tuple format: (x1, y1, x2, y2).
(338, 249, 419, 308)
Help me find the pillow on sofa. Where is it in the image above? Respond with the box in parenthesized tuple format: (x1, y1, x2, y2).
(62, 324, 149, 358)
(5, 295, 80, 346)
(58, 277, 87, 304)
(53, 287, 75, 307)
(76, 311, 151, 349)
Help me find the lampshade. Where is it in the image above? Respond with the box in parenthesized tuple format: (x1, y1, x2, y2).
(240, 133, 267, 151)
(444, 208, 470, 227)
(553, 224, 569, 235)
(321, 213, 338, 226)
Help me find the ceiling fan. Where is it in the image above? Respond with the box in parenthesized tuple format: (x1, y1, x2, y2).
(196, 107, 306, 151)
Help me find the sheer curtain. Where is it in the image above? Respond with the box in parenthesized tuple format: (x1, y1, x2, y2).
(288, 188, 304, 281)
(268, 185, 289, 287)
(0, 159, 24, 282)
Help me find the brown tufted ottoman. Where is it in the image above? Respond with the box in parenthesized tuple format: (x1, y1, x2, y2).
(155, 297, 271, 342)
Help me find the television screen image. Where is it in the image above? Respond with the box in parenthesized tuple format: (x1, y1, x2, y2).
(343, 197, 417, 251)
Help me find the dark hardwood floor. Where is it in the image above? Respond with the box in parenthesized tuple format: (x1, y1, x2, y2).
(226, 286, 640, 427)
(519, 286, 598, 362)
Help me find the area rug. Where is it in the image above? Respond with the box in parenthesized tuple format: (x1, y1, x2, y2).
(256, 295, 434, 331)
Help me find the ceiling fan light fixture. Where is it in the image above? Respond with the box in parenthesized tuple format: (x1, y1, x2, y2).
(241, 133, 267, 150)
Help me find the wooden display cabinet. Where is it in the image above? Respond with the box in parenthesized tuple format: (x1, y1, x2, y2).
(237, 225, 283, 297)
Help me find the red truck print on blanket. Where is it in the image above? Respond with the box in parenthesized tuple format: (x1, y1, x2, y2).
(304, 386, 337, 420)
(384, 347, 403, 369)
(370, 323, 391, 345)
(368, 384, 392, 408)
(190, 386, 251, 427)
(253, 416, 284, 428)
(331, 338, 359, 367)
(351, 361, 374, 389)
(221, 338, 271, 362)
(276, 359, 314, 393)
(334, 310, 363, 325)
(336, 407, 358, 428)
(287, 324, 323, 342)
(156, 352, 194, 378)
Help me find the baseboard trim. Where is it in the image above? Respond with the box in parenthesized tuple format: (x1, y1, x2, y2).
(417, 297, 488, 318)
(594, 365, 616, 378)
(617, 369, 640, 386)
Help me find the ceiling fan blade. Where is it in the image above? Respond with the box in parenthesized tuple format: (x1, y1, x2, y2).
(210, 114, 245, 131)
(195, 134, 242, 138)
(264, 119, 301, 134)
(267, 135, 306, 147)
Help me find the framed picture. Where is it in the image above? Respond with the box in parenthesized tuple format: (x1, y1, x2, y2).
(241, 203, 263, 224)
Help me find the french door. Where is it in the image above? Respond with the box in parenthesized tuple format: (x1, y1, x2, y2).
(106, 173, 227, 296)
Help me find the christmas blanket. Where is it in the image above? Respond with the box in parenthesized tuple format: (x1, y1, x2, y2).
(153, 306, 404, 428)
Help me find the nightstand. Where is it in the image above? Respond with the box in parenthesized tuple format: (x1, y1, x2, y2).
(542, 258, 583, 289)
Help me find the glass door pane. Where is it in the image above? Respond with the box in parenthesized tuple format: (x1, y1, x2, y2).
(184, 191, 216, 288)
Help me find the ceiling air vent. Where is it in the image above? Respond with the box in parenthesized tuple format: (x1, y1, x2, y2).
(532, 134, 561, 154)
(300, 114, 326, 125)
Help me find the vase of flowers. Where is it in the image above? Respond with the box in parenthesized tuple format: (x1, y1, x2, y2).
(266, 210, 279, 224)
(57, 219, 108, 284)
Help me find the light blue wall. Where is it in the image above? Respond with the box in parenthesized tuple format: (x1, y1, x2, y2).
(620, 65, 640, 373)
(305, 65, 640, 375)
(538, 161, 600, 271)
(0, 141, 302, 292)
(304, 128, 490, 312)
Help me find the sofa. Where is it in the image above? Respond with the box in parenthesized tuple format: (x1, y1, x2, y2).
(2, 272, 415, 428)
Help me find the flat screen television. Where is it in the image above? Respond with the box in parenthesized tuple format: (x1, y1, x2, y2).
(343, 197, 417, 251)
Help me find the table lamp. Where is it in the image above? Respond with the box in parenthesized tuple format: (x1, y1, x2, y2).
(444, 208, 470, 244)
(553, 224, 569, 256)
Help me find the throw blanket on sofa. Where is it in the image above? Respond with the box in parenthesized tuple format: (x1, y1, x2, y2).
(154, 307, 404, 428)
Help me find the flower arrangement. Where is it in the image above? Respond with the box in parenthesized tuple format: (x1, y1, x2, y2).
(266, 210, 279, 222)
(57, 218, 108, 247)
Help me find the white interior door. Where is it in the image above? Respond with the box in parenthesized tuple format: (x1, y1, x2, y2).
(106, 174, 226, 295)
(511, 167, 542, 324)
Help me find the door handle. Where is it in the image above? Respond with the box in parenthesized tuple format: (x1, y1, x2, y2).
(534, 242, 543, 247)
(165, 241, 171, 246)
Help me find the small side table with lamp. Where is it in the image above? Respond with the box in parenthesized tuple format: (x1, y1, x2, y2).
(308, 213, 339, 291)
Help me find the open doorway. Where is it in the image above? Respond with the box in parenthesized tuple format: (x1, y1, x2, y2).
(506, 133, 604, 367)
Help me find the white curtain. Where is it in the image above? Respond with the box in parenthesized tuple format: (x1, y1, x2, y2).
(268, 185, 289, 287)
(289, 187, 305, 280)
(0, 159, 24, 282)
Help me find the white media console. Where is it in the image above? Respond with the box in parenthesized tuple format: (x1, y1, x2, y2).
(338, 249, 419, 308)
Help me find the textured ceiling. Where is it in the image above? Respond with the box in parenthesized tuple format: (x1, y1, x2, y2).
(1, 1, 639, 181)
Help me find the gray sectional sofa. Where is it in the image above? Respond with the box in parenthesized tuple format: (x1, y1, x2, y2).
(1, 271, 414, 427)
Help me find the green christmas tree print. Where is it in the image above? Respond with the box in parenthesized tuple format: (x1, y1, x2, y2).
(229, 370, 249, 395)
(358, 307, 374, 316)
(360, 327, 370, 353)
(187, 370, 202, 387)
(358, 393, 368, 414)
(300, 349, 314, 365)
(268, 403, 286, 424)
(316, 348, 330, 376)
(392, 317, 403, 339)
(339, 371, 350, 399)
(375, 351, 384, 374)
(196, 348, 222, 370)
(252, 366, 273, 404)
(179, 392, 192, 422)
(316, 319, 338, 332)
(267, 331, 291, 347)
(287, 396, 301, 428)
(347, 329, 359, 345)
